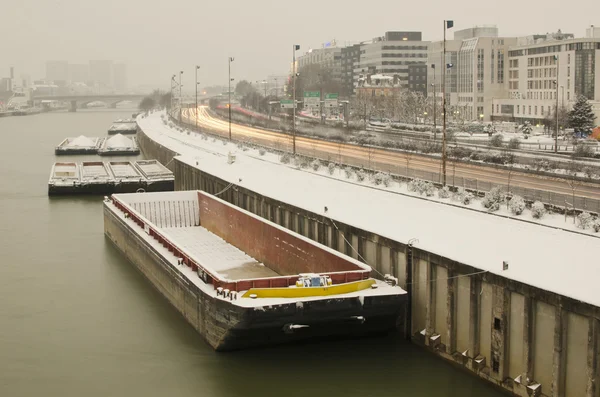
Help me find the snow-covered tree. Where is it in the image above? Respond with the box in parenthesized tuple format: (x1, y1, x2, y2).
(508, 195, 526, 215)
(568, 95, 596, 135)
(577, 212, 594, 230)
(482, 187, 505, 212)
(520, 121, 532, 138)
(531, 201, 546, 219)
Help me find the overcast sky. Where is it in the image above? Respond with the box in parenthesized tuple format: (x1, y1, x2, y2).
(2, 0, 598, 91)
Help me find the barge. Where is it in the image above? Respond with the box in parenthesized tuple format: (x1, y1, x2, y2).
(133, 160, 174, 192)
(98, 134, 139, 156)
(108, 119, 138, 135)
(103, 190, 407, 351)
(48, 160, 174, 195)
(55, 136, 104, 155)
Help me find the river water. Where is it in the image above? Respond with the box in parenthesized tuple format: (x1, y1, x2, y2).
(0, 109, 505, 397)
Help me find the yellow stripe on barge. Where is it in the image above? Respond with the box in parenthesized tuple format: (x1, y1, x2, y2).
(242, 279, 376, 299)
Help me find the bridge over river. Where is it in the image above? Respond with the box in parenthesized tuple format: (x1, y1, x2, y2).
(33, 94, 147, 111)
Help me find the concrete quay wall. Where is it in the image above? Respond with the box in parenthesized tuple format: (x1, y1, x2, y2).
(138, 125, 600, 397)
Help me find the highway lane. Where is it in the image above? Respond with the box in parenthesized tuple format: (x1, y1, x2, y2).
(180, 107, 600, 201)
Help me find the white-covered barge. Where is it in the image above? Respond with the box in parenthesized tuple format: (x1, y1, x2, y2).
(103, 190, 407, 351)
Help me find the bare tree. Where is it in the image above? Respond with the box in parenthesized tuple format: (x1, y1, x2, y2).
(352, 91, 375, 128)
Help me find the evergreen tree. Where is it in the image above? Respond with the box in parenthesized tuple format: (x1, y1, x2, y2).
(568, 95, 596, 135)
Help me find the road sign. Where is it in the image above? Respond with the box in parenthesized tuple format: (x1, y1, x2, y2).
(324, 93, 338, 108)
(303, 91, 320, 108)
(280, 99, 295, 109)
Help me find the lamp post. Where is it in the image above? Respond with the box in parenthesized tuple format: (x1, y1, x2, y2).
(170, 74, 176, 118)
(292, 44, 300, 154)
(431, 63, 437, 140)
(554, 54, 559, 153)
(228, 57, 234, 141)
(195, 65, 200, 130)
(441, 19, 454, 186)
(179, 71, 183, 122)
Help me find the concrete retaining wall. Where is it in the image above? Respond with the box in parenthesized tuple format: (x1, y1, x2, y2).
(139, 124, 600, 397)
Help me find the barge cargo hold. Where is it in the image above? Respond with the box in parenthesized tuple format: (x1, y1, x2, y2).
(108, 119, 137, 135)
(48, 160, 174, 195)
(55, 136, 104, 155)
(97, 134, 139, 156)
(103, 190, 407, 351)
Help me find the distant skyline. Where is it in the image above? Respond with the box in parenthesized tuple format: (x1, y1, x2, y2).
(2, 0, 598, 91)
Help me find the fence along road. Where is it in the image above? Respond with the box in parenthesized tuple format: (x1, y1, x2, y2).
(178, 107, 600, 213)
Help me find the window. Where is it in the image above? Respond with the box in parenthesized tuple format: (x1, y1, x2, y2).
(541, 106, 544, 115)
(568, 53, 571, 64)
(528, 106, 531, 115)
(534, 106, 537, 115)
(517, 105, 520, 114)
(567, 92, 570, 100)
(567, 66, 571, 77)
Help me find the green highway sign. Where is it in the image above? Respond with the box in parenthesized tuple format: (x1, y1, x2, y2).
(280, 99, 295, 109)
(304, 91, 320, 97)
(325, 93, 338, 99)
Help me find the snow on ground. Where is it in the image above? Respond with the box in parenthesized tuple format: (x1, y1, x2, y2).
(139, 110, 600, 307)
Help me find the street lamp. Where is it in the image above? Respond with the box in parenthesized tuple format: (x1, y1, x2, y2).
(431, 64, 437, 140)
(179, 71, 183, 122)
(553, 54, 559, 153)
(195, 65, 200, 130)
(441, 17, 454, 187)
(292, 44, 300, 154)
(170, 74, 176, 117)
(228, 57, 234, 141)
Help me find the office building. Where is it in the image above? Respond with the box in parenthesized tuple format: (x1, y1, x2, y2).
(113, 63, 127, 92)
(341, 44, 361, 97)
(494, 34, 600, 124)
(353, 31, 429, 90)
(408, 63, 428, 96)
(69, 64, 89, 83)
(89, 60, 113, 88)
(45, 61, 69, 85)
(427, 26, 517, 122)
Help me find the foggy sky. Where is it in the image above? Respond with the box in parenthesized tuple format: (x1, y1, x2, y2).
(2, 0, 598, 91)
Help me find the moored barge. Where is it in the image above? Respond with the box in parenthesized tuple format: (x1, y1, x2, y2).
(103, 190, 407, 351)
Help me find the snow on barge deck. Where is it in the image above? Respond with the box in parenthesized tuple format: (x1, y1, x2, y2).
(55, 136, 104, 155)
(103, 190, 406, 351)
(108, 119, 137, 135)
(98, 133, 139, 156)
(48, 160, 174, 195)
